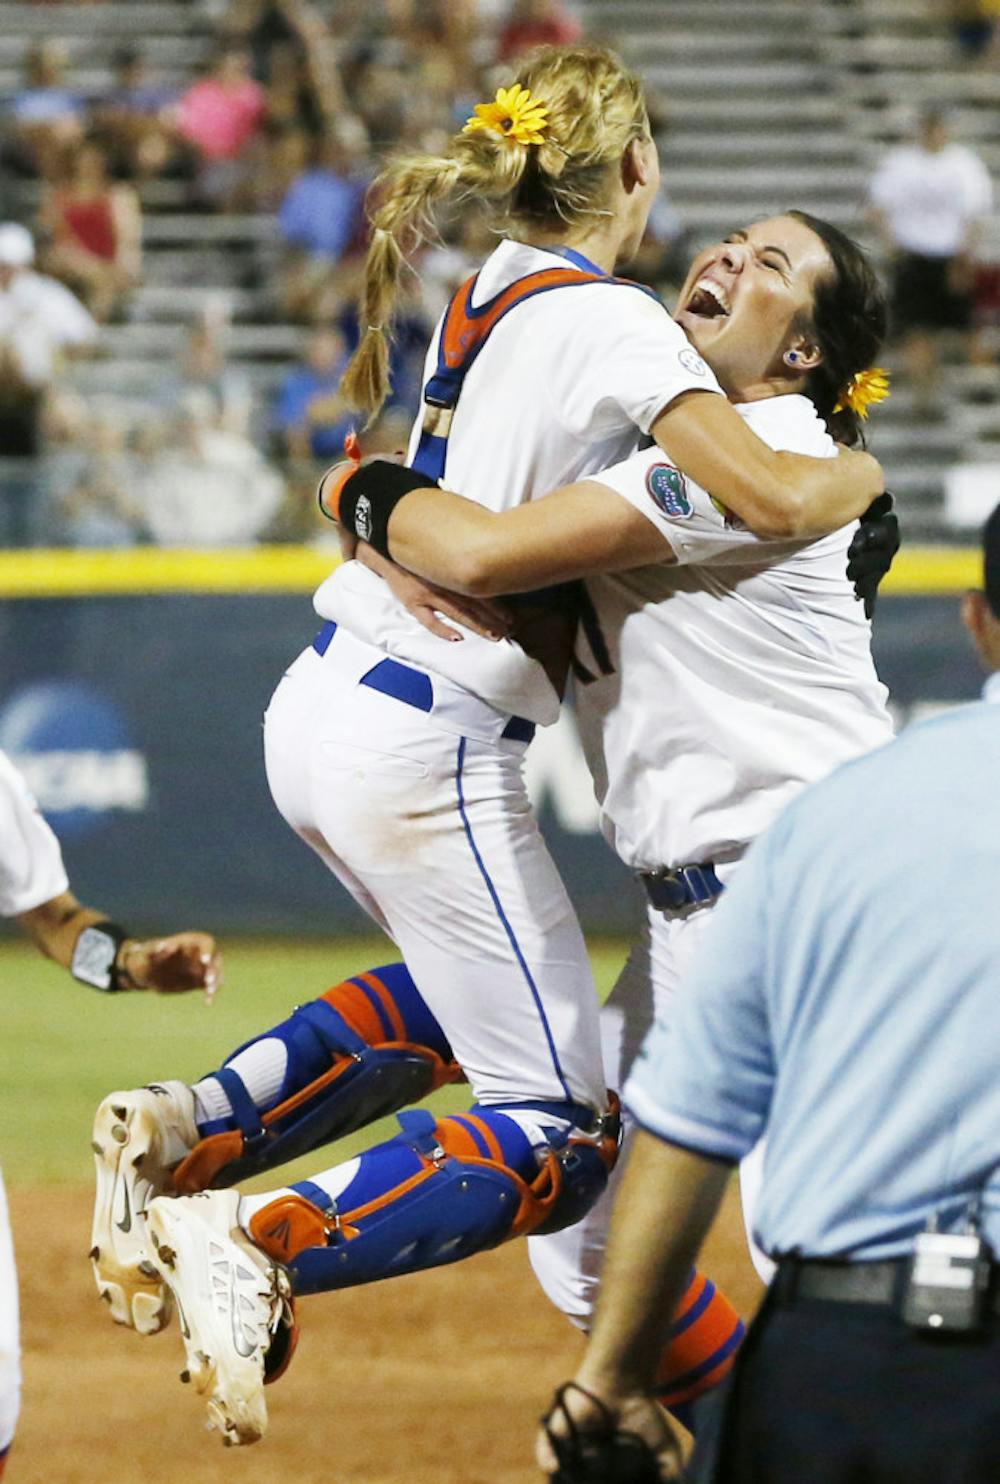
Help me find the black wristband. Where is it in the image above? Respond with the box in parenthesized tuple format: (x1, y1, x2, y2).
(71, 920, 130, 992)
(337, 461, 430, 558)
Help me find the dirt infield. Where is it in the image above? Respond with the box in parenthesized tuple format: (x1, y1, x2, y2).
(9, 1183, 761, 1484)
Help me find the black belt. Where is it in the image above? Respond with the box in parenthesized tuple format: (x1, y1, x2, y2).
(640, 862, 724, 912)
(774, 1258, 1000, 1316)
(311, 621, 536, 744)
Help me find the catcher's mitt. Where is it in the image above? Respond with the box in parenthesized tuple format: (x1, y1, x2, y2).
(541, 1383, 668, 1484)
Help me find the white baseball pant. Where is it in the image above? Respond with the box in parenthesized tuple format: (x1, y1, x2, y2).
(528, 887, 773, 1323)
(262, 628, 606, 1126)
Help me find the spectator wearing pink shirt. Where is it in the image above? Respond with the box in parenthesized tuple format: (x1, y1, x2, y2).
(176, 47, 265, 204)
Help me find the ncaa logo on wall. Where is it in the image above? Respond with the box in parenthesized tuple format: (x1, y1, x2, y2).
(0, 681, 149, 840)
(645, 463, 693, 519)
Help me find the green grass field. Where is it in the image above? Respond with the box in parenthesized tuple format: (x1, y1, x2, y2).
(2, 936, 628, 1188)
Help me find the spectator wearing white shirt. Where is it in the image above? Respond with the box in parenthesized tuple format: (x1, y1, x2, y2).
(0, 223, 98, 545)
(869, 107, 994, 415)
(137, 391, 285, 547)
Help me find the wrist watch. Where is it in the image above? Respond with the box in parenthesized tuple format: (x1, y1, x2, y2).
(70, 921, 129, 992)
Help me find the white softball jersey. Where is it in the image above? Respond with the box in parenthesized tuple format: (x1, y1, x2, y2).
(575, 393, 894, 873)
(529, 396, 894, 1317)
(266, 241, 723, 1133)
(313, 239, 724, 725)
(0, 748, 68, 919)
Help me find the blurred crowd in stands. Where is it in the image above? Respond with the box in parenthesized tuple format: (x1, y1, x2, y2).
(0, 0, 995, 548)
(1, 0, 665, 547)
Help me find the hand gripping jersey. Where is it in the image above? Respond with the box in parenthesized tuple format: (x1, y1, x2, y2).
(574, 394, 894, 871)
(314, 239, 724, 725)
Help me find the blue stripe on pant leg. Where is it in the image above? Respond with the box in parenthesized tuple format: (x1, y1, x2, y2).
(454, 735, 573, 1103)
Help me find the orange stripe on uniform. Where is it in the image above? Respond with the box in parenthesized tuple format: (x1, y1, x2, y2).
(654, 1272, 745, 1407)
(439, 268, 603, 368)
(442, 1113, 505, 1164)
(357, 971, 408, 1041)
(321, 978, 387, 1047)
(658, 1350, 740, 1410)
(673, 1270, 708, 1321)
(433, 1120, 482, 1161)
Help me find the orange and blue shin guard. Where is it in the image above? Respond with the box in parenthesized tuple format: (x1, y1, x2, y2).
(172, 963, 464, 1193)
(247, 1102, 620, 1294)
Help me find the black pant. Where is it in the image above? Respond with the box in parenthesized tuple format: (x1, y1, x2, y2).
(688, 1287, 1000, 1483)
(891, 251, 972, 334)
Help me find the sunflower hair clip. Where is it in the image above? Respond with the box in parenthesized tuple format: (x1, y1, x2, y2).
(834, 366, 891, 419)
(463, 84, 549, 146)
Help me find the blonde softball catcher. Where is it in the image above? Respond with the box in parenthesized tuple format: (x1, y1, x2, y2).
(90, 47, 886, 1449)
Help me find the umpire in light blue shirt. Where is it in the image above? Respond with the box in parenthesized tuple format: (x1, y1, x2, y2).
(538, 503, 1000, 1484)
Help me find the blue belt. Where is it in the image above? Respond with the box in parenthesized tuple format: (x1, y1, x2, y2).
(640, 863, 724, 912)
(312, 621, 536, 744)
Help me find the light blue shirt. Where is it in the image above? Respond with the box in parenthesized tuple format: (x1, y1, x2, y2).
(625, 698, 1000, 1261)
(277, 170, 366, 260)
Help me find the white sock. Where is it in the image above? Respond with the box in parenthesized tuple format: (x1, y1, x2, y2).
(239, 1158, 362, 1226)
(486, 1106, 573, 1155)
(191, 1037, 289, 1126)
(238, 1187, 298, 1229)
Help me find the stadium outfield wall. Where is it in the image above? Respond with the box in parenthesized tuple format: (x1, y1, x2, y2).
(0, 546, 986, 936)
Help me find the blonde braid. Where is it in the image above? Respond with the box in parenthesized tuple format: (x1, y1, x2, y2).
(340, 142, 525, 421)
(340, 43, 649, 422)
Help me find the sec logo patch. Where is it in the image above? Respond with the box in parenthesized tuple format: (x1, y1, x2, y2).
(646, 463, 692, 518)
(678, 346, 709, 377)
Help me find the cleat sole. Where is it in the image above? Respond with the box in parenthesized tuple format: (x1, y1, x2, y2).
(146, 1195, 271, 1447)
(91, 1091, 180, 1334)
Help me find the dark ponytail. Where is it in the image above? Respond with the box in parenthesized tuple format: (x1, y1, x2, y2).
(788, 210, 888, 447)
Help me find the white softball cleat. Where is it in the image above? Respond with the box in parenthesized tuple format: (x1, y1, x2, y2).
(145, 1189, 292, 1448)
(90, 1080, 199, 1333)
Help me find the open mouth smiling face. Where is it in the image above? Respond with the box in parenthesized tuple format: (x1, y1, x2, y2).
(672, 215, 833, 390)
(680, 276, 732, 323)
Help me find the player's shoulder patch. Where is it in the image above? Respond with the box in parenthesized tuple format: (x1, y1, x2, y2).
(677, 345, 710, 378)
(645, 462, 692, 519)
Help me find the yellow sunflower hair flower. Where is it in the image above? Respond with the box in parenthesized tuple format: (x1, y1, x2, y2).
(463, 84, 549, 147)
(834, 366, 891, 419)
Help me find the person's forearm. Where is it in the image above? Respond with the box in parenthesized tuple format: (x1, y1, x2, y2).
(382, 482, 669, 595)
(651, 392, 884, 539)
(17, 892, 106, 971)
(384, 488, 559, 593)
(576, 1132, 732, 1396)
